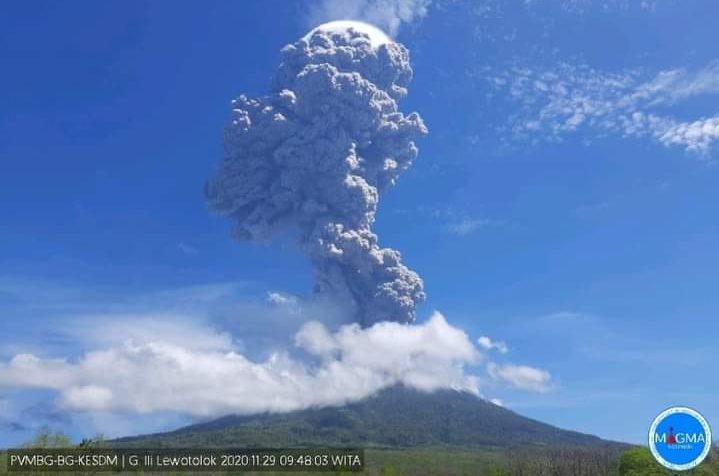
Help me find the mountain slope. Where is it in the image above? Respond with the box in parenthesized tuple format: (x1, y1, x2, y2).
(114, 386, 624, 450)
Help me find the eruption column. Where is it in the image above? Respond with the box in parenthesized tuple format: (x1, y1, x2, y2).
(205, 22, 427, 325)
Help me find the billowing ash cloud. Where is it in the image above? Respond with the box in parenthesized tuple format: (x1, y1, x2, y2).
(205, 22, 428, 325)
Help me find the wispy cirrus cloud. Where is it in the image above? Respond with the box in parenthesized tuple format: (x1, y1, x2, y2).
(484, 61, 719, 156)
(446, 218, 492, 237)
(393, 205, 503, 238)
(175, 242, 199, 255)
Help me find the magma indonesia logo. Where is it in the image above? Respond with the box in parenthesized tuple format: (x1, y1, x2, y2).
(649, 406, 712, 471)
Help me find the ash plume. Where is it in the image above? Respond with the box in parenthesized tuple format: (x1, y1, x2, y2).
(205, 22, 427, 325)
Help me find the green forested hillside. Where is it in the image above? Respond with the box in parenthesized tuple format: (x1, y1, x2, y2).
(2, 422, 718, 475)
(7, 387, 716, 475)
(113, 386, 622, 450)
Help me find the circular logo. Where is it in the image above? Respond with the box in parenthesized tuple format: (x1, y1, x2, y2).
(648, 406, 712, 471)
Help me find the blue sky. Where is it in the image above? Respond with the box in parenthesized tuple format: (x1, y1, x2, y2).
(1, 0, 718, 447)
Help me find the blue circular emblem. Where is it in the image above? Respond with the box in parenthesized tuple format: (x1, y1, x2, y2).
(648, 406, 712, 471)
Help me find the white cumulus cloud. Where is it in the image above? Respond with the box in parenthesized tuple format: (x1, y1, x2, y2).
(477, 336, 508, 354)
(487, 362, 551, 393)
(306, 0, 430, 36)
(0, 312, 481, 417)
(266, 291, 300, 308)
(489, 397, 504, 407)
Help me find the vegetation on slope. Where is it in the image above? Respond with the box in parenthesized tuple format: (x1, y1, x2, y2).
(114, 386, 616, 450)
(2, 429, 718, 475)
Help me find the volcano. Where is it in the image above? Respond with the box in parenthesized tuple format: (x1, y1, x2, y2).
(113, 386, 625, 451)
